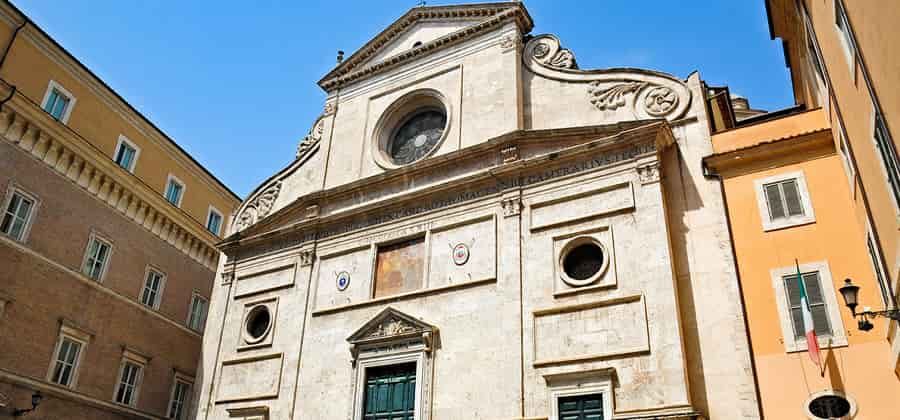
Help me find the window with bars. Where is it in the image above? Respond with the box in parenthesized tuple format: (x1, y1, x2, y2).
(140, 269, 165, 309)
(784, 271, 833, 340)
(114, 137, 139, 172)
(82, 236, 112, 281)
(50, 337, 82, 387)
(168, 379, 191, 419)
(874, 113, 900, 209)
(115, 361, 143, 406)
(558, 393, 605, 420)
(43, 87, 71, 121)
(1, 190, 36, 242)
(362, 363, 416, 420)
(187, 294, 208, 332)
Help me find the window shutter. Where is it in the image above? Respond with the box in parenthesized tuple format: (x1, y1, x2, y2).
(765, 184, 786, 219)
(782, 180, 804, 216)
(785, 276, 802, 306)
(790, 307, 804, 339)
(811, 305, 832, 337)
(802, 273, 824, 304)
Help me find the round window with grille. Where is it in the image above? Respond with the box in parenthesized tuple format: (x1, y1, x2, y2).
(244, 305, 272, 344)
(559, 237, 609, 287)
(372, 89, 451, 169)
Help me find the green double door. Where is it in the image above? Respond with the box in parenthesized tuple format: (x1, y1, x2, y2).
(363, 363, 416, 420)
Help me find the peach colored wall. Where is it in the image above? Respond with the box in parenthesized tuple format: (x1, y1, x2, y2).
(711, 108, 828, 154)
(718, 147, 900, 418)
(0, 25, 239, 233)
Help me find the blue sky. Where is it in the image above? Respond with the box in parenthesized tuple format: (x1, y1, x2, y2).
(15, 0, 794, 198)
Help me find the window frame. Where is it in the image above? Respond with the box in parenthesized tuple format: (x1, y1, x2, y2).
(754, 170, 816, 231)
(871, 109, 900, 213)
(206, 205, 224, 236)
(833, 0, 857, 74)
(81, 232, 113, 282)
(186, 292, 208, 333)
(164, 174, 186, 208)
(835, 118, 857, 196)
(0, 184, 39, 243)
(167, 373, 193, 420)
(40, 80, 77, 124)
(113, 349, 147, 407)
(113, 134, 141, 173)
(46, 324, 90, 389)
(139, 266, 167, 310)
(353, 352, 426, 420)
(770, 261, 847, 353)
(547, 374, 613, 420)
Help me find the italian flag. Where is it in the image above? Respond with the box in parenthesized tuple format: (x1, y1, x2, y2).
(795, 261, 821, 366)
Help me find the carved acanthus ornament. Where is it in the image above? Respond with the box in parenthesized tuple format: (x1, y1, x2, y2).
(501, 197, 523, 217)
(236, 181, 282, 231)
(587, 82, 680, 118)
(636, 163, 661, 184)
(588, 81, 647, 111)
(526, 34, 577, 69)
(367, 317, 419, 338)
(296, 116, 325, 158)
(299, 248, 315, 267)
(499, 33, 520, 52)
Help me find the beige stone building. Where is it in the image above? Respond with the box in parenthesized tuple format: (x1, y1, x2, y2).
(0, 1, 240, 418)
(198, 3, 764, 420)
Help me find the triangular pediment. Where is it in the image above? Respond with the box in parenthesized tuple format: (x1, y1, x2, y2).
(347, 307, 436, 345)
(318, 2, 533, 91)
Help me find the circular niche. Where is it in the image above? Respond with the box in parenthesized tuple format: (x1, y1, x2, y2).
(805, 391, 854, 419)
(373, 89, 451, 169)
(243, 305, 272, 344)
(559, 237, 609, 287)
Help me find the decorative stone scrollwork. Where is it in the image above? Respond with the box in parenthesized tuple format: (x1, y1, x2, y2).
(323, 101, 336, 116)
(367, 317, 419, 338)
(299, 249, 315, 267)
(588, 81, 646, 111)
(643, 86, 679, 117)
(525, 34, 577, 69)
(296, 116, 325, 158)
(499, 33, 520, 52)
(235, 181, 282, 231)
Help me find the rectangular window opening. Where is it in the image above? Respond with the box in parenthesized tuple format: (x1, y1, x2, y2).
(115, 361, 143, 406)
(165, 177, 185, 207)
(168, 379, 192, 419)
(50, 337, 82, 387)
(363, 362, 417, 420)
(874, 114, 900, 208)
(140, 269, 165, 309)
(1, 190, 35, 241)
(558, 393, 605, 420)
(206, 209, 223, 235)
(114, 139, 138, 172)
(834, 0, 857, 66)
(187, 294, 208, 332)
(82, 236, 112, 281)
(764, 179, 805, 220)
(784, 271, 833, 340)
(43, 88, 71, 121)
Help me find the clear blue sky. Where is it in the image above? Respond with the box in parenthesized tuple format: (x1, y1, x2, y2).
(15, 0, 794, 198)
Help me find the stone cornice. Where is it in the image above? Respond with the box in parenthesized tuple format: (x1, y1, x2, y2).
(318, 2, 533, 91)
(0, 1, 239, 203)
(223, 121, 673, 256)
(0, 85, 220, 270)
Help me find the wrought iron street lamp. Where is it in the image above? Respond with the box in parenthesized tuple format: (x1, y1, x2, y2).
(839, 278, 900, 332)
(12, 391, 42, 417)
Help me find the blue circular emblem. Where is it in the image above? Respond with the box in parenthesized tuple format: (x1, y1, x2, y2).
(336, 271, 351, 291)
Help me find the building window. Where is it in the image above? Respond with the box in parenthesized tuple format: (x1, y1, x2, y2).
(168, 376, 192, 420)
(558, 394, 604, 420)
(50, 337, 83, 387)
(140, 268, 166, 309)
(41, 80, 76, 123)
(165, 175, 185, 207)
(806, 31, 825, 85)
(873, 112, 900, 209)
(82, 234, 112, 282)
(362, 363, 417, 420)
(754, 171, 816, 231)
(1, 187, 38, 242)
(206, 206, 223, 235)
(836, 120, 857, 195)
(771, 261, 847, 352)
(373, 237, 425, 298)
(867, 233, 894, 309)
(834, 0, 857, 70)
(785, 271, 832, 340)
(114, 359, 144, 406)
(187, 293, 208, 332)
(113, 135, 140, 173)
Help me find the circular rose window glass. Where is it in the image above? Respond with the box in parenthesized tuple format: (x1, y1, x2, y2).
(808, 395, 851, 419)
(387, 108, 447, 165)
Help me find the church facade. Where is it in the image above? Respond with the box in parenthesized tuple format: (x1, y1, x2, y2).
(197, 3, 760, 419)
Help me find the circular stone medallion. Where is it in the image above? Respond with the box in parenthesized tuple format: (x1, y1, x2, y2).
(336, 271, 351, 291)
(452, 243, 470, 266)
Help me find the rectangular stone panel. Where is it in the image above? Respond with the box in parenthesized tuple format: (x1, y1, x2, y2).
(428, 216, 496, 288)
(234, 265, 295, 298)
(529, 181, 634, 231)
(533, 295, 649, 366)
(314, 246, 374, 309)
(216, 353, 283, 403)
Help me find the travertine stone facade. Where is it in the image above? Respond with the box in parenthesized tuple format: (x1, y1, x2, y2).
(199, 3, 759, 419)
